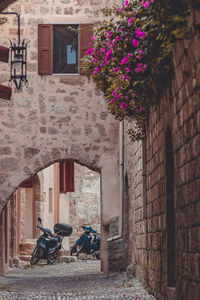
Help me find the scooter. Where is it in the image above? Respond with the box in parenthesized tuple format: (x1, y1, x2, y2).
(30, 217, 73, 265)
(71, 225, 100, 259)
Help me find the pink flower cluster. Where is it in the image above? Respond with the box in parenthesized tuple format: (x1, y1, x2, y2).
(135, 63, 148, 73)
(141, 0, 153, 9)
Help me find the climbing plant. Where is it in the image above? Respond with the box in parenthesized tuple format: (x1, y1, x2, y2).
(82, 0, 190, 140)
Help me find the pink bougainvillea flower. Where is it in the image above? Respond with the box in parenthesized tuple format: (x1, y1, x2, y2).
(127, 53, 132, 58)
(121, 102, 127, 110)
(110, 98, 115, 104)
(141, 106, 145, 111)
(123, 75, 131, 81)
(128, 17, 134, 25)
(136, 49, 143, 59)
(132, 39, 139, 47)
(135, 109, 139, 114)
(93, 66, 99, 74)
(135, 28, 146, 39)
(116, 93, 121, 98)
(116, 36, 121, 41)
(119, 28, 123, 32)
(86, 48, 94, 55)
(113, 67, 119, 72)
(89, 41, 92, 46)
(92, 58, 99, 62)
(125, 66, 131, 72)
(135, 63, 148, 73)
(142, 0, 150, 8)
(121, 56, 128, 65)
(91, 36, 96, 41)
(125, 0, 129, 5)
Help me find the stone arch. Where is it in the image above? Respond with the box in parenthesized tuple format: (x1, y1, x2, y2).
(0, 0, 120, 274)
(165, 125, 176, 288)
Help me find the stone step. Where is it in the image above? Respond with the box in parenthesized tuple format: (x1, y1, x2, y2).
(19, 255, 31, 262)
(19, 242, 36, 255)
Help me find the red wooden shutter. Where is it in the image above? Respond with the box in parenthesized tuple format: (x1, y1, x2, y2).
(60, 161, 66, 193)
(38, 24, 52, 75)
(0, 84, 12, 100)
(66, 161, 75, 192)
(79, 24, 93, 74)
(0, 46, 9, 63)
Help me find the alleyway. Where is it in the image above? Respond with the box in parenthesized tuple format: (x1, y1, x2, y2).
(0, 260, 155, 300)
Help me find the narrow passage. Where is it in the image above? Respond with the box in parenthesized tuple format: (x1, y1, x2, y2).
(0, 261, 156, 300)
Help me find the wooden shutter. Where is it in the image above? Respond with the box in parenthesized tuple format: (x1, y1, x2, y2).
(79, 24, 93, 74)
(66, 161, 75, 192)
(0, 46, 9, 63)
(60, 161, 75, 193)
(0, 84, 12, 100)
(60, 161, 66, 193)
(38, 24, 52, 75)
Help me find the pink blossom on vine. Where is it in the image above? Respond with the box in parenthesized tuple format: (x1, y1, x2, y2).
(123, 74, 131, 81)
(127, 53, 132, 58)
(135, 63, 147, 73)
(135, 28, 146, 39)
(124, 66, 131, 72)
(132, 39, 139, 47)
(100, 48, 106, 55)
(121, 102, 127, 110)
(87, 48, 94, 55)
(128, 17, 134, 25)
(142, 0, 150, 9)
(93, 66, 99, 74)
(110, 98, 115, 104)
(119, 28, 123, 32)
(121, 56, 128, 65)
(91, 36, 96, 41)
(92, 58, 99, 62)
(113, 67, 119, 72)
(135, 109, 139, 114)
(141, 107, 145, 111)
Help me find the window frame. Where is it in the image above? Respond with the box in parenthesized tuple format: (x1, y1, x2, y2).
(52, 23, 80, 76)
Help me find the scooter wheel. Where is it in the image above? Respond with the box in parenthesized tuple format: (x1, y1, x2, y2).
(30, 246, 43, 265)
(47, 256, 56, 265)
(71, 244, 82, 257)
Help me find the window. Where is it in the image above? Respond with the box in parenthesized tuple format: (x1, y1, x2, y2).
(60, 161, 75, 193)
(38, 24, 93, 75)
(53, 25, 78, 74)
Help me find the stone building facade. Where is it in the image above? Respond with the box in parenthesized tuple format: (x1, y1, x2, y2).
(0, 0, 120, 275)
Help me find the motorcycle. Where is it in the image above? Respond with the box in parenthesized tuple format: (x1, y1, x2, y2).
(71, 225, 100, 259)
(30, 217, 73, 265)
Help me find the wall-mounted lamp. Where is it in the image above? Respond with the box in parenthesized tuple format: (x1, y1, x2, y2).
(0, 12, 28, 90)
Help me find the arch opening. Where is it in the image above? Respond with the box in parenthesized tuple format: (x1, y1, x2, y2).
(0, 160, 101, 273)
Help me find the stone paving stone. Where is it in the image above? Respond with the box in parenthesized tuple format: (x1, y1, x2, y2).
(0, 261, 156, 300)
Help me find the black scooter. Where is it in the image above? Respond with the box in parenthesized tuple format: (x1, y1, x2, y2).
(30, 217, 73, 265)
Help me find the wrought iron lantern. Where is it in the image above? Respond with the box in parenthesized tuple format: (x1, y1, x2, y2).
(0, 12, 28, 90)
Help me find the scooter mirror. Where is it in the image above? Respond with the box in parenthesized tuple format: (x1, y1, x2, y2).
(38, 217, 42, 224)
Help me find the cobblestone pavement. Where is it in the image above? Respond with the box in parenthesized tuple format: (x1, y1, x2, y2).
(0, 260, 156, 300)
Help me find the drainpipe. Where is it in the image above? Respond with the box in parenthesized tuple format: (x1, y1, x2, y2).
(107, 120, 124, 242)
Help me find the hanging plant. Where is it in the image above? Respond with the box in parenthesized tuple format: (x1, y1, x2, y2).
(82, 0, 190, 140)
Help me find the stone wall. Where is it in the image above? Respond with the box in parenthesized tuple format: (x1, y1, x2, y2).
(69, 163, 100, 248)
(125, 8, 200, 300)
(0, 0, 121, 274)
